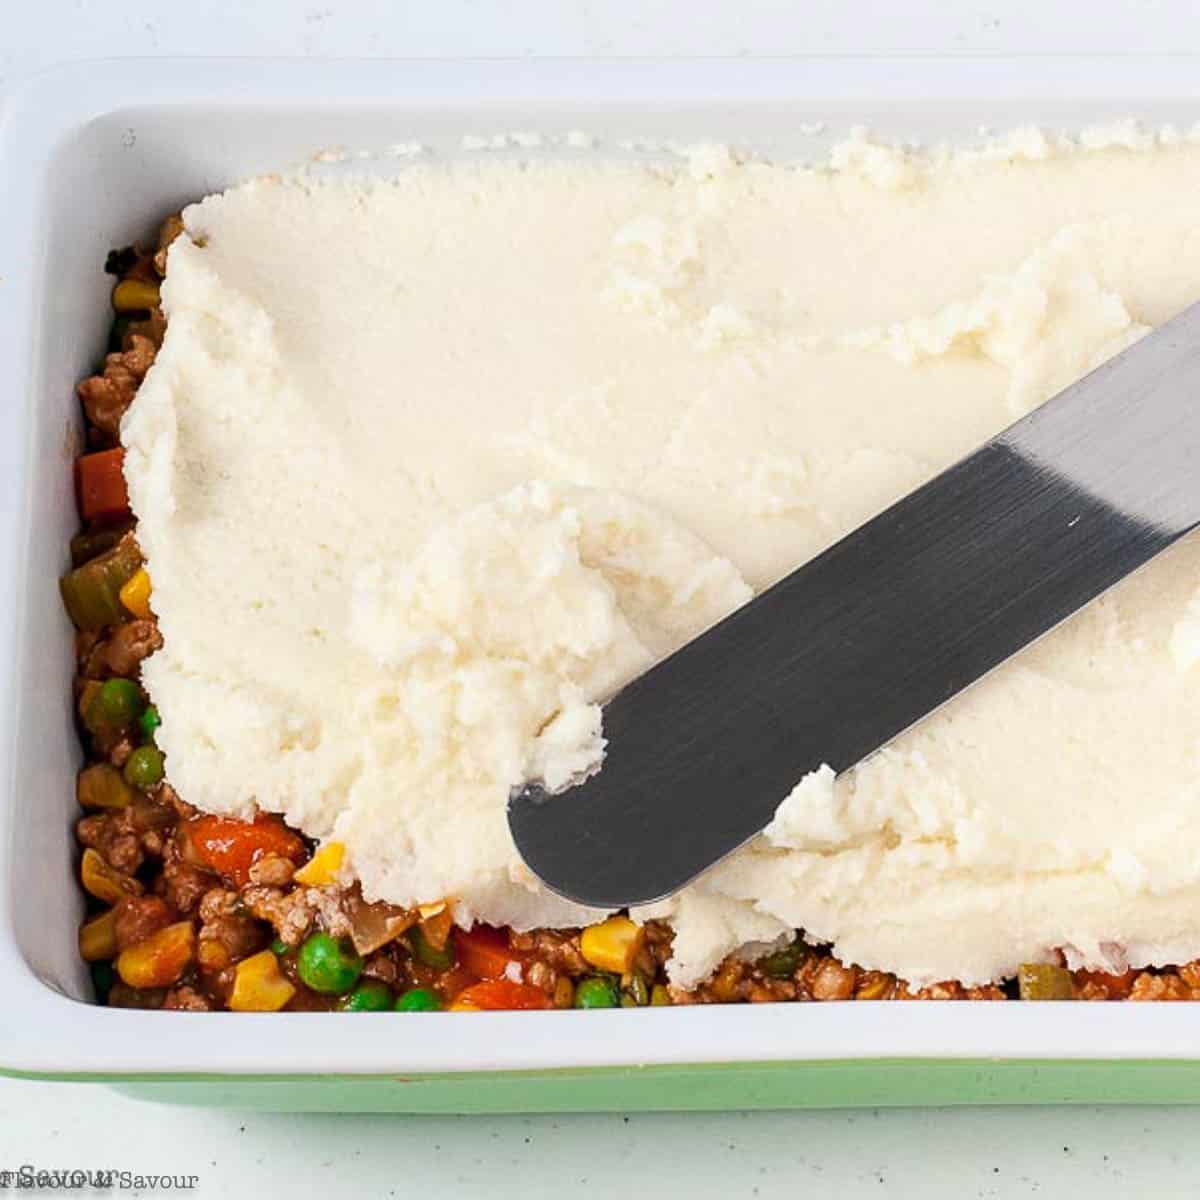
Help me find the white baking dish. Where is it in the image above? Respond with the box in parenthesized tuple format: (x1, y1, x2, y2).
(4, 57, 1200, 1110)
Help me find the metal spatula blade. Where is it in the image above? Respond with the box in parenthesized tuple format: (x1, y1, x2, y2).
(508, 300, 1200, 910)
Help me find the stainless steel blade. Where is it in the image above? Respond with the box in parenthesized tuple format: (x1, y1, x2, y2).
(508, 300, 1200, 910)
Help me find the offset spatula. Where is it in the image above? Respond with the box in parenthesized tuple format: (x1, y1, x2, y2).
(509, 301, 1200, 909)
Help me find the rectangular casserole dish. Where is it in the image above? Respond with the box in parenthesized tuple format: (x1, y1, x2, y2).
(6, 56, 1200, 1111)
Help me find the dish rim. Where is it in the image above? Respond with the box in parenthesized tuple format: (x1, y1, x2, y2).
(7, 54, 1200, 1077)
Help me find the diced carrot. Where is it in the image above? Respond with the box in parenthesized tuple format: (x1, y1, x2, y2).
(76, 448, 130, 523)
(185, 813, 306, 887)
(1073, 967, 1138, 998)
(454, 924, 521, 981)
(451, 980, 552, 1011)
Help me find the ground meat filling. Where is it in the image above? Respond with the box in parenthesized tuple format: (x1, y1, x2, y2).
(77, 335, 158, 437)
(65, 223, 1200, 1012)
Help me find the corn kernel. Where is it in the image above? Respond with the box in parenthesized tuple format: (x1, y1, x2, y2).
(78, 909, 118, 961)
(447, 999, 481, 1012)
(77, 762, 135, 810)
(855, 974, 895, 1001)
(112, 279, 161, 312)
(116, 921, 195, 989)
(80, 847, 142, 904)
(580, 916, 644, 975)
(229, 949, 296, 1012)
(118, 568, 152, 619)
(293, 841, 345, 886)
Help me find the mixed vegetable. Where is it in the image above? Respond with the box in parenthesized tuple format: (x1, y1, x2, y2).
(63, 223, 1200, 1011)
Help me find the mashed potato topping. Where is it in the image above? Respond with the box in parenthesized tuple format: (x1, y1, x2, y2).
(123, 128, 1200, 986)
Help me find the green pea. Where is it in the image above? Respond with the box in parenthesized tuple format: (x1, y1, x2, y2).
(269, 938, 289, 956)
(296, 932, 364, 995)
(759, 939, 806, 980)
(409, 925, 456, 970)
(395, 986, 442, 1012)
(574, 976, 620, 1009)
(139, 704, 161, 743)
(339, 981, 393, 1012)
(85, 678, 145, 737)
(123, 744, 164, 789)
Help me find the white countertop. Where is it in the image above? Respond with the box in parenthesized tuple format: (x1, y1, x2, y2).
(0, 1082, 1194, 1196)
(5, 2, 1200, 1195)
